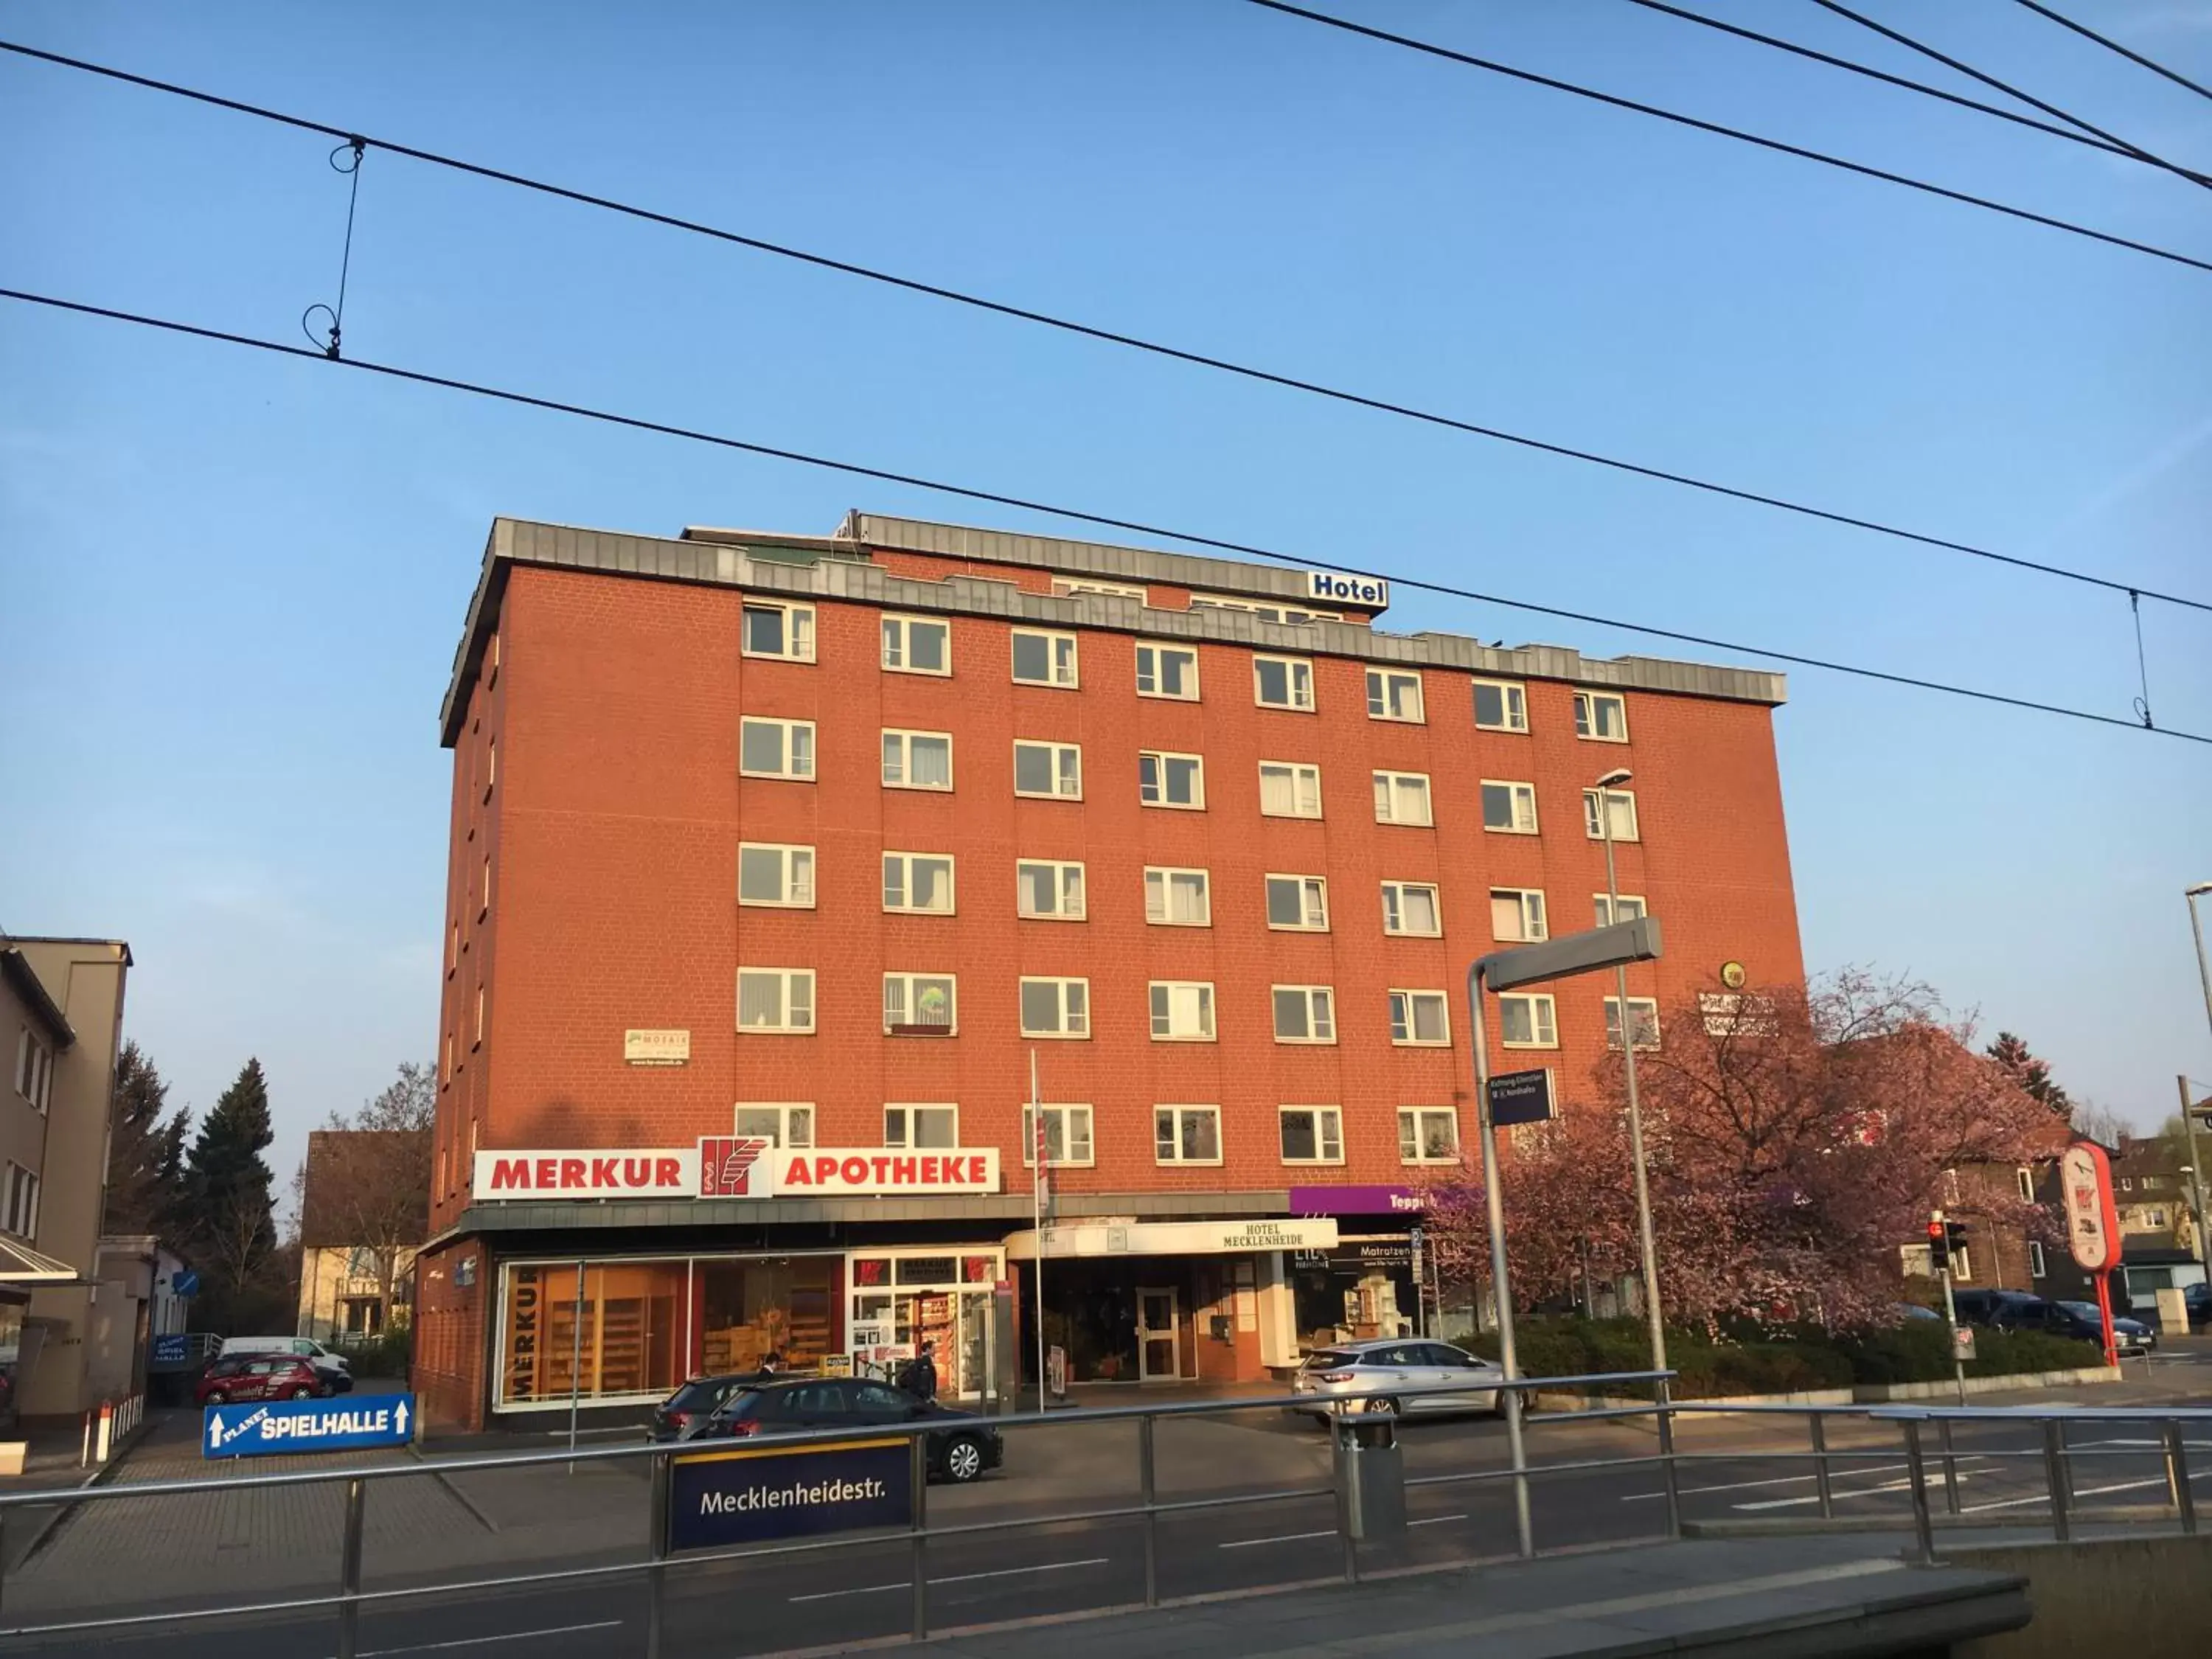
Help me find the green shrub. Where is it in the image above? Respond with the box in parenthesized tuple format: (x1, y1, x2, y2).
(1966, 1328, 2100, 1378)
(342, 1328, 414, 1379)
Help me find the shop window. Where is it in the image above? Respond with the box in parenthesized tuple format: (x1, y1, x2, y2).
(697, 1256, 835, 1379)
(734, 1103, 814, 1147)
(497, 1261, 686, 1408)
(883, 1104, 959, 1149)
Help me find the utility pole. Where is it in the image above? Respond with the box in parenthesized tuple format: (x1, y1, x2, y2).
(2180, 1074, 2209, 1278)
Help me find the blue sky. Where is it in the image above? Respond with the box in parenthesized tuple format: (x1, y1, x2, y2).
(3, 1, 2208, 1186)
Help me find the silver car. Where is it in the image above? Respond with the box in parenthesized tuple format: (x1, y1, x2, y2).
(1289, 1338, 1506, 1419)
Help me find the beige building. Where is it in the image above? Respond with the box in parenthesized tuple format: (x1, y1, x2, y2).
(295, 1129, 426, 1345)
(1, 936, 133, 1428)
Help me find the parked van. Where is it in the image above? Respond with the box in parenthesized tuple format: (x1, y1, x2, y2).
(218, 1336, 353, 1386)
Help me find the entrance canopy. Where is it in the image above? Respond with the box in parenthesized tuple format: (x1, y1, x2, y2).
(1004, 1217, 1338, 1262)
(0, 1238, 95, 1287)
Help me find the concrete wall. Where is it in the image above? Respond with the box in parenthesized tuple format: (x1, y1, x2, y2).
(1950, 1534, 2212, 1658)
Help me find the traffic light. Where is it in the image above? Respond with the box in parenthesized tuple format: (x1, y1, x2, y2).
(1927, 1217, 1949, 1273)
(1944, 1220, 1969, 1264)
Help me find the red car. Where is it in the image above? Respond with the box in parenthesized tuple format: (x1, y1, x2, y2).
(197, 1354, 327, 1405)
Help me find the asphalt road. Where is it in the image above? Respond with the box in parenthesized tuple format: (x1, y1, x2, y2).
(6, 1402, 2208, 1659)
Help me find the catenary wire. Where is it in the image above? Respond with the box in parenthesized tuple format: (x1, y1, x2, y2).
(1, 284, 2205, 749)
(1, 41, 2208, 619)
(1621, 0, 2210, 180)
(2008, 0, 2212, 105)
(1805, 0, 2209, 188)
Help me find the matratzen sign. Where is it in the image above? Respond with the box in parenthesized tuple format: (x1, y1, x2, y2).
(2060, 1139, 2121, 1273)
(475, 1140, 1000, 1202)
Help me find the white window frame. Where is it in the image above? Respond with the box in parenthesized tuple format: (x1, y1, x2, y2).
(1398, 1107, 1461, 1166)
(1498, 992, 1559, 1049)
(1481, 779, 1540, 835)
(1366, 667, 1425, 723)
(1372, 770, 1433, 827)
(1019, 977, 1091, 1039)
(883, 1103, 961, 1150)
(882, 851, 956, 915)
(1154, 1105, 1224, 1166)
(2016, 1167, 2036, 1203)
(1189, 594, 1338, 626)
(1388, 989, 1452, 1046)
(1012, 740, 1084, 800)
(734, 1102, 815, 1149)
(1604, 996, 1662, 1050)
(1011, 627, 1079, 689)
(1585, 788, 1640, 842)
(739, 842, 816, 909)
(3, 1163, 39, 1240)
(1593, 894, 1648, 926)
(480, 854, 491, 919)
(881, 613, 953, 677)
(883, 973, 958, 1034)
(1016, 859, 1086, 921)
(1259, 761, 1323, 818)
(1023, 1103, 1096, 1167)
(1489, 888, 1548, 942)
(1135, 642, 1200, 701)
(741, 599, 816, 663)
(2027, 1239, 2048, 1279)
(1272, 985, 1338, 1044)
(1380, 880, 1443, 937)
(1472, 679, 1528, 733)
(1053, 577, 1145, 602)
(1144, 867, 1211, 928)
(740, 716, 817, 782)
(881, 728, 954, 792)
(1573, 689, 1630, 743)
(737, 968, 816, 1034)
(1139, 750, 1206, 810)
(1149, 981, 1217, 1041)
(1265, 874, 1329, 932)
(1252, 655, 1316, 712)
(1279, 1105, 1344, 1166)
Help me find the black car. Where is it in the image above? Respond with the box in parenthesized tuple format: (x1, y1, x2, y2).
(1992, 1295, 2157, 1355)
(682, 1377, 1004, 1484)
(1949, 1289, 2040, 1328)
(650, 1372, 768, 1441)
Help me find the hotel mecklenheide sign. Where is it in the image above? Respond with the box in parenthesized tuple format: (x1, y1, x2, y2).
(473, 1139, 999, 1203)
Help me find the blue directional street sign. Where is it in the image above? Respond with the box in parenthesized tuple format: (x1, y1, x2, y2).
(204, 1394, 415, 1459)
(170, 1270, 201, 1298)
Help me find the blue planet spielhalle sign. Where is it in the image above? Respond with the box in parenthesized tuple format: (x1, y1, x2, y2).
(204, 1394, 414, 1459)
(668, 1436, 913, 1551)
(1486, 1068, 1557, 1127)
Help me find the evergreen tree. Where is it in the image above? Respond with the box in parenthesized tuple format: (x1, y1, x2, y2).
(1986, 1032, 2073, 1119)
(184, 1057, 279, 1324)
(102, 1040, 191, 1235)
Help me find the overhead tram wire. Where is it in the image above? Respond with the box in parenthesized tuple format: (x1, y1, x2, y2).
(3, 43, 2209, 619)
(1805, 0, 2212, 190)
(2008, 0, 2212, 106)
(2, 285, 2206, 750)
(1621, 0, 2211, 180)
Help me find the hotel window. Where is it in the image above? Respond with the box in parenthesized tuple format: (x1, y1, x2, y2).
(1604, 998, 1662, 1051)
(1144, 867, 1211, 927)
(738, 968, 815, 1033)
(480, 854, 492, 918)
(1498, 992, 1558, 1048)
(1136, 643, 1200, 700)
(742, 600, 815, 662)
(883, 1104, 959, 1149)
(1481, 781, 1539, 835)
(1472, 679, 1528, 733)
(1150, 981, 1216, 1040)
(484, 738, 495, 800)
(883, 973, 957, 1034)
(740, 843, 816, 908)
(474, 987, 486, 1046)
(1593, 894, 1647, 926)
(486, 631, 500, 686)
(1013, 740, 1083, 799)
(1265, 874, 1329, 931)
(1380, 881, 1442, 937)
(1574, 689, 1629, 742)
(1279, 1106, 1344, 1165)
(1388, 990, 1451, 1046)
(1189, 594, 1337, 626)
(882, 728, 953, 790)
(1372, 771, 1433, 827)
(883, 852, 955, 914)
(1154, 1105, 1222, 1165)
(1259, 761, 1322, 818)
(1273, 986, 1337, 1044)
(1366, 668, 1425, 723)
(1020, 977, 1091, 1038)
(1023, 1104, 1096, 1166)
(1017, 860, 1086, 920)
(1490, 888, 1548, 942)
(1011, 628, 1079, 688)
(881, 614, 951, 675)
(1398, 1108, 1460, 1165)
(443, 1032, 454, 1082)
(1253, 655, 1315, 711)
(3, 1164, 40, 1240)
(447, 920, 457, 976)
(734, 1103, 815, 1148)
(2027, 1240, 2048, 1279)
(740, 717, 815, 780)
(1139, 751, 1205, 809)
(1053, 577, 1146, 602)
(1584, 788, 1640, 842)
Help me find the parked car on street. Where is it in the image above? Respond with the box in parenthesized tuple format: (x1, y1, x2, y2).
(220, 1336, 353, 1390)
(1947, 1289, 2040, 1329)
(196, 1354, 330, 1405)
(680, 1377, 1003, 1484)
(1289, 1339, 1506, 1419)
(1990, 1296, 2157, 1355)
(650, 1372, 765, 1442)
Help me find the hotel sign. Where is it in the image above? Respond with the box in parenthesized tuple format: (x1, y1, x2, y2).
(1306, 569, 1388, 608)
(475, 1140, 1001, 1202)
(1021, 1217, 1339, 1259)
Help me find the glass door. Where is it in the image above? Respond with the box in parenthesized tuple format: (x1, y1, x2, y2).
(1136, 1287, 1180, 1381)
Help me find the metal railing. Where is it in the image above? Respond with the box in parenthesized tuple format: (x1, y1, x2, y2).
(1, 1374, 2205, 1657)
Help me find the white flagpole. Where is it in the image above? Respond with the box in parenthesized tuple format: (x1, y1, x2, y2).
(1032, 1048, 1047, 1413)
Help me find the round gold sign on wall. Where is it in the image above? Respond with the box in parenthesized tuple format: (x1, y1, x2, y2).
(1719, 961, 1747, 990)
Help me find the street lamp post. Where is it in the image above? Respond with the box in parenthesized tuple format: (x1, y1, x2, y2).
(2183, 884, 2212, 1279)
(1596, 766, 1669, 1382)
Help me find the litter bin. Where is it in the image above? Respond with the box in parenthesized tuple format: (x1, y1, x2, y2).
(1332, 1408, 1407, 1540)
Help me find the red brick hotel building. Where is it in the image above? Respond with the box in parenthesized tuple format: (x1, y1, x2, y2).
(412, 513, 1802, 1430)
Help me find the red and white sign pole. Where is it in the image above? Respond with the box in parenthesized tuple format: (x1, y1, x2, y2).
(1031, 1049, 1048, 1413)
(2061, 1141, 2125, 1370)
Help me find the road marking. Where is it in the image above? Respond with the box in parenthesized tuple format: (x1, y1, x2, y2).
(1734, 1472, 1981, 1512)
(787, 1557, 1110, 1602)
(1623, 1457, 1992, 1503)
(353, 1623, 625, 1656)
(1408, 1513, 1468, 1527)
(1218, 1528, 1339, 1549)
(1958, 1472, 2212, 1514)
